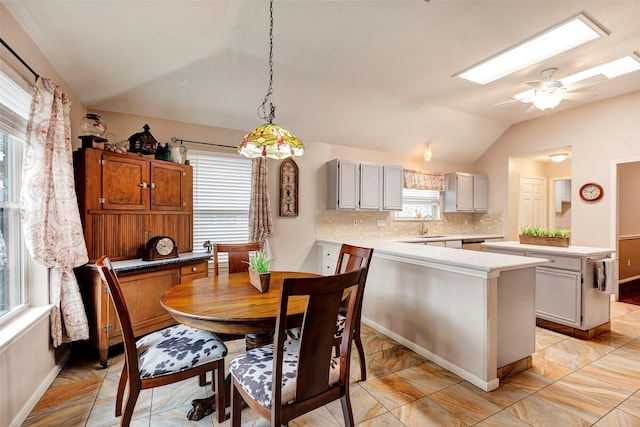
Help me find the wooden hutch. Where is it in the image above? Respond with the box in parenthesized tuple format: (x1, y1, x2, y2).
(73, 148, 210, 366)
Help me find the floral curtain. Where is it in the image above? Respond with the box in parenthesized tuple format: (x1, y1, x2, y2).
(403, 169, 447, 191)
(249, 157, 273, 249)
(20, 78, 89, 347)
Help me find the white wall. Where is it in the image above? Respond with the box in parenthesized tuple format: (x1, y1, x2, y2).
(477, 90, 640, 247)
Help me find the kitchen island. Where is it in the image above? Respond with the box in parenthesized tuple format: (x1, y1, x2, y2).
(317, 238, 548, 391)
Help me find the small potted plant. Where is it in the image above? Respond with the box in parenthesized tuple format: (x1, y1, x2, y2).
(247, 250, 272, 292)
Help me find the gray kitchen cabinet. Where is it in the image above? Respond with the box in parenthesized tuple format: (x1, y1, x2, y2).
(483, 242, 613, 338)
(326, 159, 402, 211)
(555, 179, 571, 213)
(383, 165, 403, 210)
(443, 172, 488, 212)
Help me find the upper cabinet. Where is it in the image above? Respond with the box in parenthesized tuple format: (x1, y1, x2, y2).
(74, 148, 194, 261)
(327, 159, 402, 211)
(443, 172, 488, 213)
(554, 179, 571, 213)
(100, 152, 190, 211)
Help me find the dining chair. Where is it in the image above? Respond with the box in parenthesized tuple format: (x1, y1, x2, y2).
(229, 267, 367, 427)
(213, 242, 261, 276)
(287, 243, 373, 381)
(95, 255, 228, 425)
(333, 244, 374, 381)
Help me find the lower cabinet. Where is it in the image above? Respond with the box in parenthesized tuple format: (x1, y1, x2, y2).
(535, 266, 581, 327)
(76, 256, 209, 366)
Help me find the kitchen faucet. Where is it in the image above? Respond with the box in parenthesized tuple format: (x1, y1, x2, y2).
(420, 214, 435, 236)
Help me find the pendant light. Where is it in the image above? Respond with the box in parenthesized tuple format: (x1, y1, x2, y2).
(238, 0, 304, 159)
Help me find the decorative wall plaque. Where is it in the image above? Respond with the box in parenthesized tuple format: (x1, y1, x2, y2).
(279, 158, 299, 217)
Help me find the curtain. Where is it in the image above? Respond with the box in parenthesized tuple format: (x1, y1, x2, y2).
(20, 78, 89, 347)
(403, 169, 447, 191)
(249, 157, 273, 249)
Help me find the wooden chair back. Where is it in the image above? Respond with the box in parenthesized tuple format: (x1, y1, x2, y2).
(335, 243, 373, 303)
(95, 255, 141, 380)
(273, 267, 366, 423)
(213, 242, 261, 276)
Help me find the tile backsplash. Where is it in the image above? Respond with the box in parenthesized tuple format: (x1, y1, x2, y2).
(316, 209, 503, 239)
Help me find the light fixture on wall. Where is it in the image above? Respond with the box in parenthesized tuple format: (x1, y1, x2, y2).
(424, 144, 432, 161)
(237, 0, 304, 159)
(549, 153, 569, 162)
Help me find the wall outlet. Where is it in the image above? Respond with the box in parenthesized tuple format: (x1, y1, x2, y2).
(377, 219, 386, 226)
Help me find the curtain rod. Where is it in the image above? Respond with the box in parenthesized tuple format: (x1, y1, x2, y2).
(0, 37, 39, 83)
(171, 137, 236, 150)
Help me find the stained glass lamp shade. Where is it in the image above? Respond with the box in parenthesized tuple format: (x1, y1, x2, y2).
(238, 122, 304, 159)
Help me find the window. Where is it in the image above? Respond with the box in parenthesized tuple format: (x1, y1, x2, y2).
(0, 64, 30, 322)
(394, 189, 442, 220)
(190, 151, 252, 264)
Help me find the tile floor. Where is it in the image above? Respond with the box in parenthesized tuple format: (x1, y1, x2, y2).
(23, 300, 640, 426)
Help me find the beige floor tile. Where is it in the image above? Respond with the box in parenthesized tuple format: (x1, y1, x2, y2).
(558, 369, 633, 407)
(394, 362, 460, 395)
(392, 396, 466, 427)
(150, 379, 212, 415)
(500, 369, 552, 394)
(617, 391, 640, 419)
(289, 405, 341, 426)
(592, 408, 640, 427)
(86, 390, 152, 427)
(506, 394, 591, 426)
(149, 404, 215, 426)
(534, 337, 606, 370)
(611, 337, 640, 362)
(534, 327, 567, 351)
(535, 382, 614, 424)
(459, 380, 530, 409)
(360, 373, 424, 410)
(368, 346, 426, 373)
(28, 377, 102, 415)
(610, 318, 640, 339)
(428, 383, 502, 425)
(325, 382, 387, 425)
(22, 401, 94, 427)
(529, 354, 574, 381)
(474, 409, 533, 426)
(355, 411, 404, 427)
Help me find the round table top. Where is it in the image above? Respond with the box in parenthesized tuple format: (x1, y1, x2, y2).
(160, 271, 317, 335)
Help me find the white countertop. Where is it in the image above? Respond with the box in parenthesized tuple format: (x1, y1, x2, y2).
(482, 241, 615, 257)
(318, 237, 548, 274)
(397, 234, 504, 243)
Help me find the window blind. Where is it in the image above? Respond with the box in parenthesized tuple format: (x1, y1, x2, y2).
(190, 151, 252, 259)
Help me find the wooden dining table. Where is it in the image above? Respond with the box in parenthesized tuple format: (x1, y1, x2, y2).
(160, 270, 319, 420)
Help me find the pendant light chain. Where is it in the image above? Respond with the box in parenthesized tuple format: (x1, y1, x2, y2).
(257, 0, 275, 123)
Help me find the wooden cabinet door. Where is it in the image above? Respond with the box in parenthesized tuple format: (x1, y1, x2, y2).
(106, 268, 180, 340)
(150, 162, 190, 211)
(101, 153, 149, 210)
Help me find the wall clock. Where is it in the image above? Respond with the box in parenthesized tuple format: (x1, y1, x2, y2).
(142, 236, 179, 261)
(579, 182, 604, 202)
(279, 158, 299, 217)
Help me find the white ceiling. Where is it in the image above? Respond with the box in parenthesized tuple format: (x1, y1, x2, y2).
(4, 0, 640, 163)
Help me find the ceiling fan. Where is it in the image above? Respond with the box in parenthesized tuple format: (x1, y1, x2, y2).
(496, 67, 597, 112)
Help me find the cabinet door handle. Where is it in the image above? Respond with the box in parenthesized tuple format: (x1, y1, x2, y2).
(139, 182, 148, 188)
(150, 183, 157, 189)
(192, 267, 197, 272)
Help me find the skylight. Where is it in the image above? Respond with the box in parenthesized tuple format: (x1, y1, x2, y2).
(457, 14, 606, 85)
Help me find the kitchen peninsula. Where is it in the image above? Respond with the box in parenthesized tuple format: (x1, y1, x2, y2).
(317, 238, 549, 391)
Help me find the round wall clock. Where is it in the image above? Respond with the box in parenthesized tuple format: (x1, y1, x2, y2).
(279, 158, 299, 217)
(579, 182, 604, 202)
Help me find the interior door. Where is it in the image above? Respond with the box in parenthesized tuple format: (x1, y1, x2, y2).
(519, 176, 547, 229)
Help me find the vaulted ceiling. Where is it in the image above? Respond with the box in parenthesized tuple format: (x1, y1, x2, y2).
(4, 0, 640, 163)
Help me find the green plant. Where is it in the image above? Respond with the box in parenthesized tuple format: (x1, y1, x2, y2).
(248, 250, 272, 273)
(520, 226, 568, 238)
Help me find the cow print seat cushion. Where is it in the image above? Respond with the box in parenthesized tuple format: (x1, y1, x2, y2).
(137, 324, 227, 379)
(287, 315, 346, 341)
(229, 339, 340, 408)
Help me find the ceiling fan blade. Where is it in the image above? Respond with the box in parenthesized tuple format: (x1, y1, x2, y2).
(565, 74, 608, 91)
(494, 98, 519, 106)
(526, 80, 544, 89)
(563, 92, 598, 101)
